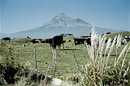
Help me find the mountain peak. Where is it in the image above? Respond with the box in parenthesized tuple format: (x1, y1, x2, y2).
(51, 13, 71, 22)
(58, 13, 67, 16)
(43, 13, 91, 27)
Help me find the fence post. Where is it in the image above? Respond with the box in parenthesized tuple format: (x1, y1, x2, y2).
(8, 47, 14, 64)
(72, 50, 81, 72)
(34, 47, 37, 69)
(52, 48, 57, 72)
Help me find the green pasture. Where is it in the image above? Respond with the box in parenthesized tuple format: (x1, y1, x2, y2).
(0, 36, 130, 74)
(0, 32, 130, 85)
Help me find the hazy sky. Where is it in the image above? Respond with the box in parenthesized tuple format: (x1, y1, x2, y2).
(0, 0, 130, 33)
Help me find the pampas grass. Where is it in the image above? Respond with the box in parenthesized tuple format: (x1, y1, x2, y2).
(82, 26, 130, 86)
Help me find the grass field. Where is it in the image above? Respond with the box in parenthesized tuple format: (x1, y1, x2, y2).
(0, 31, 130, 86)
(0, 37, 89, 76)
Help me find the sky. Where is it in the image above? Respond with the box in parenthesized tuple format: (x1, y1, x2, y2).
(0, 0, 130, 33)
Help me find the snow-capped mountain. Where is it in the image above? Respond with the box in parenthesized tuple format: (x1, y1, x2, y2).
(1, 13, 117, 38)
(42, 13, 90, 27)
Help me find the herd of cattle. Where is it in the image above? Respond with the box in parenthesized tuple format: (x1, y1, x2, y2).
(1, 35, 130, 49)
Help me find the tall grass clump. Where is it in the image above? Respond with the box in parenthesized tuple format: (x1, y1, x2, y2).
(81, 27, 130, 86)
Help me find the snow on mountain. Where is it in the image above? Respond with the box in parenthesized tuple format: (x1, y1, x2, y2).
(42, 13, 90, 27)
(1, 13, 117, 38)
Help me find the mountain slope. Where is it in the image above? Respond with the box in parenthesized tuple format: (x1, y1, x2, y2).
(1, 13, 117, 38)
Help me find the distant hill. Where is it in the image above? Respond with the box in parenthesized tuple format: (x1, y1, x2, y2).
(1, 13, 117, 38)
(106, 31, 130, 39)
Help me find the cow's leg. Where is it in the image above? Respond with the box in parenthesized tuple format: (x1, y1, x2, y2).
(50, 44, 52, 49)
(58, 45, 60, 49)
(62, 43, 64, 49)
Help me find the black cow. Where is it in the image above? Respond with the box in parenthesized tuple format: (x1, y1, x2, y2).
(26, 36, 31, 39)
(52, 35, 64, 49)
(45, 38, 53, 47)
(124, 37, 130, 42)
(38, 39, 42, 42)
(68, 40, 72, 42)
(41, 35, 64, 49)
(121, 42, 125, 45)
(31, 39, 39, 44)
(74, 38, 86, 45)
(86, 38, 91, 45)
(106, 32, 111, 34)
(45, 39, 53, 44)
(2, 37, 11, 42)
(106, 39, 125, 45)
(105, 39, 108, 43)
(41, 40, 46, 43)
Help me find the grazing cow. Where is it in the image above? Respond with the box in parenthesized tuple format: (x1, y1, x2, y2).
(2, 37, 11, 42)
(38, 39, 42, 42)
(68, 40, 72, 42)
(124, 36, 130, 42)
(52, 35, 64, 49)
(102, 32, 111, 36)
(41, 40, 46, 43)
(124, 36, 128, 39)
(74, 38, 86, 45)
(121, 42, 125, 45)
(105, 39, 108, 43)
(26, 36, 31, 39)
(106, 32, 111, 34)
(123, 39, 127, 43)
(23, 44, 29, 47)
(45, 39, 53, 44)
(45, 38, 53, 47)
(63, 40, 66, 43)
(41, 35, 64, 49)
(31, 39, 39, 44)
(86, 38, 91, 45)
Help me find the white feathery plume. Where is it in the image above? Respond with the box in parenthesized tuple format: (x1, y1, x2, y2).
(114, 45, 129, 67)
(120, 46, 130, 68)
(107, 35, 117, 59)
(98, 36, 103, 52)
(117, 44, 128, 61)
(116, 34, 122, 55)
(90, 26, 99, 59)
(105, 38, 112, 55)
(99, 36, 106, 58)
(91, 26, 99, 50)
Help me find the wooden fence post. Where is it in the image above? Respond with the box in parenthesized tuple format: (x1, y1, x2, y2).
(8, 47, 14, 64)
(34, 47, 37, 69)
(52, 48, 57, 72)
(72, 50, 81, 72)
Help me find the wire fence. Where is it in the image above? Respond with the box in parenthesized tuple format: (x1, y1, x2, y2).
(0, 46, 83, 73)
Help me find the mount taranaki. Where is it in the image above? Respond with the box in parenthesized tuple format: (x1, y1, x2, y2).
(1, 13, 117, 38)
